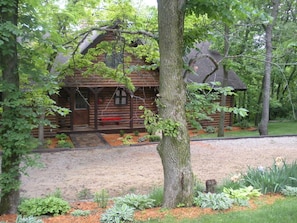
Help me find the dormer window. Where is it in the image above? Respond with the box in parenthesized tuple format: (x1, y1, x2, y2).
(105, 52, 123, 68)
(114, 89, 127, 105)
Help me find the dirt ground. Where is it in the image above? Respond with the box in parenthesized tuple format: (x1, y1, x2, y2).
(20, 136, 297, 201)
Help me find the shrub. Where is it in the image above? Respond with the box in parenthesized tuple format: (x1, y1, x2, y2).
(205, 126, 215, 133)
(94, 189, 109, 208)
(148, 187, 163, 207)
(114, 193, 155, 210)
(18, 196, 70, 216)
(71, 209, 91, 216)
(235, 120, 250, 129)
(134, 130, 139, 136)
(119, 130, 125, 137)
(193, 192, 233, 210)
(193, 178, 205, 196)
(16, 216, 43, 223)
(217, 177, 242, 192)
(223, 186, 262, 200)
(242, 159, 297, 194)
(55, 133, 68, 140)
(77, 188, 93, 200)
(281, 186, 297, 196)
(57, 140, 73, 148)
(147, 135, 161, 142)
(122, 135, 133, 145)
(100, 204, 134, 223)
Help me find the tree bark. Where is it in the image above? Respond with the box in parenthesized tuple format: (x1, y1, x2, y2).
(218, 65, 228, 137)
(0, 0, 21, 214)
(157, 0, 193, 208)
(258, 0, 280, 135)
(218, 25, 230, 137)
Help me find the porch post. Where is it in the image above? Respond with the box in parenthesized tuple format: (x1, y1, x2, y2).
(130, 94, 134, 129)
(89, 87, 103, 130)
(64, 87, 76, 131)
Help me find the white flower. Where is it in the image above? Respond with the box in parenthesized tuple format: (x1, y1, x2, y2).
(231, 173, 242, 182)
(275, 156, 284, 167)
(257, 166, 265, 172)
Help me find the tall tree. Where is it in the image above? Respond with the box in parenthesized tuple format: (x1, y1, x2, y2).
(157, 0, 193, 208)
(0, 0, 21, 214)
(258, 0, 280, 135)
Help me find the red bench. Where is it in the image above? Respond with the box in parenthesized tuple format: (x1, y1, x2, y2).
(99, 116, 122, 125)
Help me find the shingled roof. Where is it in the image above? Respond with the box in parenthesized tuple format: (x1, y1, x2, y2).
(184, 42, 247, 91)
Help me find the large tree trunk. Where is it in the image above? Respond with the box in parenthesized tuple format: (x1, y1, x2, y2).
(157, 0, 193, 208)
(0, 0, 21, 214)
(258, 0, 280, 135)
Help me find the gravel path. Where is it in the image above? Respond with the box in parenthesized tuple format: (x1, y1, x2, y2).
(21, 136, 297, 201)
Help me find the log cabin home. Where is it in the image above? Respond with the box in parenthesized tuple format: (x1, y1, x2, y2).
(41, 30, 246, 137)
(46, 29, 159, 137)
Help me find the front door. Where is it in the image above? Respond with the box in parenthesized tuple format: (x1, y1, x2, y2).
(73, 90, 89, 126)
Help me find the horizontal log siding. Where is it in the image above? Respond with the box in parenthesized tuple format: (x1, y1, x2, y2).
(56, 89, 71, 129)
(32, 115, 58, 138)
(132, 87, 157, 123)
(63, 48, 159, 88)
(199, 95, 234, 128)
(88, 87, 157, 129)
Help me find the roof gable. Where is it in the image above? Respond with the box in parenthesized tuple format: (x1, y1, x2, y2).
(185, 42, 247, 91)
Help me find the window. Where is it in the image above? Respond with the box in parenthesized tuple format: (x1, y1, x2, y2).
(104, 52, 123, 68)
(75, 90, 88, 110)
(114, 89, 127, 105)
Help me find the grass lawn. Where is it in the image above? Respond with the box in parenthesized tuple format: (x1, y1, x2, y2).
(193, 121, 297, 139)
(142, 197, 297, 223)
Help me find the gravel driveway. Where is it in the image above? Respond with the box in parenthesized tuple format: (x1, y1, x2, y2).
(21, 136, 297, 201)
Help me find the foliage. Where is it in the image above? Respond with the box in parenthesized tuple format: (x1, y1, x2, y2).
(185, 82, 248, 131)
(77, 188, 93, 200)
(55, 133, 68, 140)
(119, 130, 125, 137)
(133, 131, 139, 136)
(71, 209, 91, 216)
(122, 135, 134, 145)
(242, 159, 297, 194)
(57, 140, 73, 148)
(281, 186, 297, 197)
(139, 106, 180, 137)
(193, 179, 205, 197)
(193, 192, 233, 210)
(223, 186, 262, 200)
(100, 204, 134, 223)
(234, 119, 251, 129)
(205, 126, 216, 133)
(114, 193, 155, 210)
(148, 187, 163, 207)
(147, 135, 161, 142)
(18, 196, 70, 216)
(94, 189, 109, 208)
(15, 215, 43, 223)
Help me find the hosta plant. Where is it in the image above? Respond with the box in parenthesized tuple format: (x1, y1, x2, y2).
(16, 216, 43, 223)
(18, 196, 70, 216)
(71, 209, 91, 216)
(223, 186, 262, 200)
(100, 204, 134, 223)
(114, 193, 155, 210)
(281, 186, 297, 196)
(193, 192, 233, 210)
